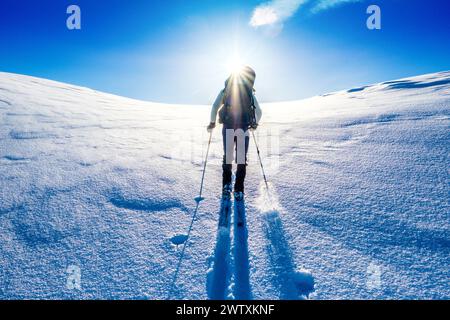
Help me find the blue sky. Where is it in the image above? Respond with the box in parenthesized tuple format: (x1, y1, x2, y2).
(0, 0, 449, 104)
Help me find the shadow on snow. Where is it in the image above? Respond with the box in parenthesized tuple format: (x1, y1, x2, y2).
(206, 198, 253, 300)
(263, 210, 314, 300)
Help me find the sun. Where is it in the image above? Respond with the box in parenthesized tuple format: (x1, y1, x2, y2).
(226, 56, 244, 76)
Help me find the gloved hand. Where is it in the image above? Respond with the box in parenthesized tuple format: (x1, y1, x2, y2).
(249, 123, 258, 131)
(207, 122, 216, 132)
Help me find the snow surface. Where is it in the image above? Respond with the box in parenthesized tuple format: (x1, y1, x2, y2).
(0, 71, 449, 299)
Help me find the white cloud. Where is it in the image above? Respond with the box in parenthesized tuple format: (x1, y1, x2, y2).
(249, 0, 364, 31)
(250, 0, 307, 28)
(311, 0, 362, 13)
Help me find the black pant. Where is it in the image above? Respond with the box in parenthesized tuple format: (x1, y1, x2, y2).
(222, 127, 250, 192)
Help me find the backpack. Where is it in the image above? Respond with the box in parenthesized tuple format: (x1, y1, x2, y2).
(218, 81, 256, 129)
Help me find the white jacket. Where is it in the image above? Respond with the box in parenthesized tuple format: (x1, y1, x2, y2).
(209, 89, 262, 124)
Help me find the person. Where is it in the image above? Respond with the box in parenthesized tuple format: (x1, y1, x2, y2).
(207, 66, 262, 201)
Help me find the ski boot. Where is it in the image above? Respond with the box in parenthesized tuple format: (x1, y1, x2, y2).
(234, 191, 245, 227)
(222, 183, 232, 200)
(234, 191, 244, 202)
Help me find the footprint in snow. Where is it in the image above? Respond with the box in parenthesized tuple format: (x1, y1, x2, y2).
(170, 234, 188, 247)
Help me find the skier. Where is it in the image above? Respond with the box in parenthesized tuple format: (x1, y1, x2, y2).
(207, 66, 262, 202)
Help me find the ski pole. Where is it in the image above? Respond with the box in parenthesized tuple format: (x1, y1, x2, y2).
(167, 130, 213, 299)
(251, 130, 277, 211)
(251, 130, 269, 191)
(196, 130, 213, 203)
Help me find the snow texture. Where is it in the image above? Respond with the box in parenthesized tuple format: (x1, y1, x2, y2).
(0, 71, 449, 299)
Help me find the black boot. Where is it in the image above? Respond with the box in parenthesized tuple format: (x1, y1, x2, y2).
(222, 183, 232, 199)
(222, 157, 232, 184)
(222, 156, 232, 199)
(234, 164, 246, 193)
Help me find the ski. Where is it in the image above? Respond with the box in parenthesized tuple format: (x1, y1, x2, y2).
(234, 198, 245, 227)
(218, 195, 232, 228)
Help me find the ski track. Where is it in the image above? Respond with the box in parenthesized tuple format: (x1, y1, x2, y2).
(206, 198, 254, 300)
(232, 200, 252, 300)
(207, 191, 314, 300)
(206, 197, 235, 300)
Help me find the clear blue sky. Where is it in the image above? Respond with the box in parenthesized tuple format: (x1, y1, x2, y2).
(1, 0, 449, 104)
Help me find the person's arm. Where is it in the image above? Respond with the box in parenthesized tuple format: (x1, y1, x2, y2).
(210, 90, 225, 124)
(207, 90, 224, 131)
(253, 94, 262, 124)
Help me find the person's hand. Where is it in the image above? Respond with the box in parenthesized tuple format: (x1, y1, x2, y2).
(207, 122, 216, 132)
(249, 123, 258, 131)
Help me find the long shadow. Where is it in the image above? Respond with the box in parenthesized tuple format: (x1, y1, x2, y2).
(263, 210, 314, 300)
(232, 200, 252, 300)
(207, 198, 232, 300)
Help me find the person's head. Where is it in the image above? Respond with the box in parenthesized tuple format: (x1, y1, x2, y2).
(225, 66, 256, 92)
(239, 66, 256, 87)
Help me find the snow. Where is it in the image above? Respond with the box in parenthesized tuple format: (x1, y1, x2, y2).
(0, 71, 449, 299)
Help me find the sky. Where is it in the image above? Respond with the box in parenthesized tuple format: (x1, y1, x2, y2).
(0, 0, 449, 104)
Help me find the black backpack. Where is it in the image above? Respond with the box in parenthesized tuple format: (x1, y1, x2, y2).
(218, 82, 256, 128)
